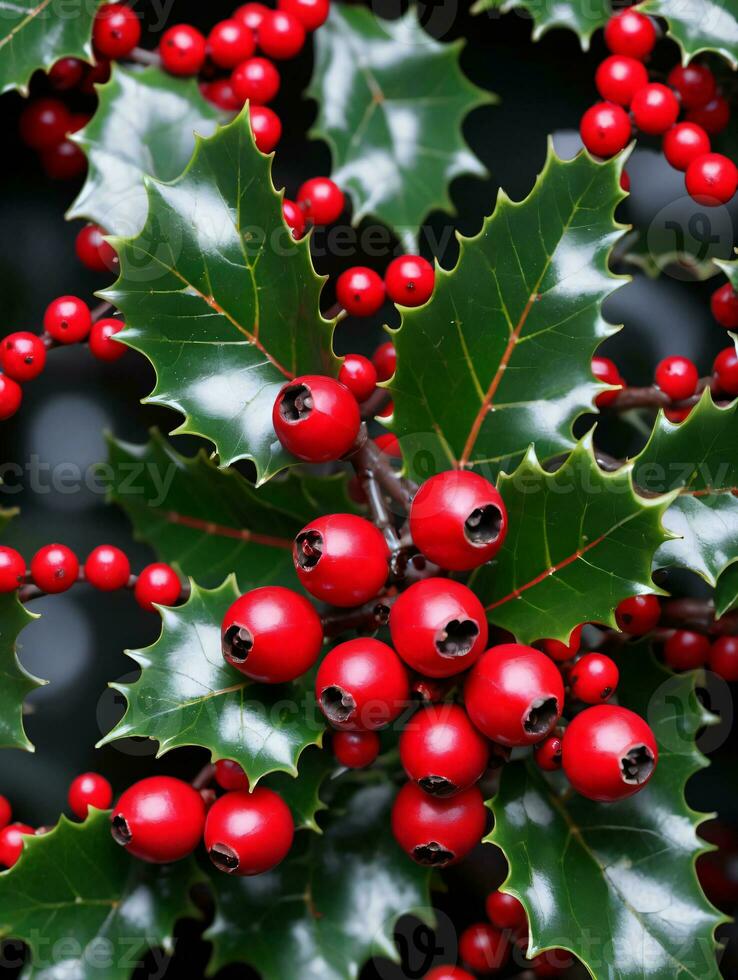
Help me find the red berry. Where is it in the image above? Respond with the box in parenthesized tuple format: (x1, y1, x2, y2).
(595, 55, 648, 106)
(249, 104, 282, 153)
(272, 375, 360, 462)
(390, 578, 488, 678)
(1, 332, 46, 382)
(486, 890, 527, 932)
(667, 63, 716, 109)
(89, 318, 126, 361)
(294, 513, 389, 607)
(75, 223, 118, 273)
(534, 730, 564, 771)
(41, 139, 87, 180)
(258, 10, 305, 59)
(134, 563, 182, 611)
(375, 432, 401, 458)
(0, 823, 34, 868)
(376, 398, 393, 419)
(620, 170, 631, 192)
(686, 153, 738, 205)
(234, 3, 270, 31)
(424, 968, 475, 980)
(205, 787, 293, 875)
(31, 543, 79, 593)
(631, 83, 679, 135)
(561, 705, 658, 801)
(282, 199, 306, 239)
(579, 102, 631, 158)
(19, 98, 70, 149)
(221, 586, 323, 682)
(160, 24, 207, 76)
(410, 470, 507, 571)
(529, 950, 574, 976)
(111, 776, 205, 862)
(592, 355, 624, 407)
(400, 703, 489, 795)
(538, 624, 584, 663)
(81, 58, 111, 93)
(336, 266, 385, 317)
(655, 355, 698, 400)
(315, 637, 408, 730)
(664, 405, 692, 424)
(372, 341, 396, 382)
(0, 376, 22, 420)
(465, 644, 565, 746)
(332, 730, 380, 768)
(93, 3, 141, 59)
(297, 176, 344, 225)
(49, 57, 86, 90)
(604, 9, 656, 60)
(708, 636, 738, 681)
(570, 652, 619, 703)
(278, 0, 329, 31)
(209, 19, 255, 68)
(664, 629, 710, 670)
(713, 348, 738, 396)
(711, 283, 738, 328)
(68, 772, 113, 818)
(459, 923, 510, 973)
(685, 95, 730, 134)
(0, 796, 10, 830)
(338, 353, 377, 402)
(0, 547, 24, 592)
(214, 759, 250, 791)
(615, 593, 661, 634)
(392, 781, 486, 866)
(43, 296, 91, 344)
(84, 545, 130, 591)
(232, 56, 280, 104)
(201, 79, 243, 111)
(662, 122, 711, 172)
(385, 255, 435, 307)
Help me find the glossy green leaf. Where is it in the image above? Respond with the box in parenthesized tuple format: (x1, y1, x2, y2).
(0, 0, 100, 96)
(616, 230, 719, 282)
(98, 578, 324, 784)
(642, 0, 738, 68)
(715, 561, 738, 617)
(0, 809, 205, 980)
(389, 145, 626, 482)
(470, 437, 673, 644)
(205, 783, 433, 980)
(264, 745, 332, 832)
(307, 5, 492, 251)
(487, 645, 725, 980)
(103, 110, 338, 484)
(656, 494, 738, 586)
(104, 430, 356, 591)
(472, 0, 609, 47)
(0, 593, 44, 753)
(69, 65, 221, 238)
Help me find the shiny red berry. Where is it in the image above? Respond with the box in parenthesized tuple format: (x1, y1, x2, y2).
(93, 3, 141, 59)
(0, 823, 34, 868)
(534, 730, 564, 771)
(465, 643, 565, 746)
(31, 543, 78, 593)
(713, 348, 738, 396)
(336, 266, 385, 317)
(561, 705, 658, 802)
(282, 199, 305, 239)
(43, 296, 92, 344)
(631, 83, 679, 135)
(667, 63, 716, 109)
(235, 3, 270, 30)
(615, 593, 661, 634)
(709, 636, 738, 681)
(579, 102, 631, 157)
(385, 255, 435, 307)
(686, 153, 738, 205)
(664, 630, 710, 670)
(315, 637, 408, 730)
(570, 652, 619, 703)
(538, 624, 584, 663)
(41, 138, 86, 180)
(0, 376, 22, 420)
(214, 759, 250, 791)
(1, 332, 46, 382)
(278, 0, 329, 31)
(205, 787, 293, 875)
(201, 79, 243, 111)
(75, 223, 118, 273)
(604, 9, 656, 59)
(486, 890, 527, 932)
(111, 776, 205, 862)
(711, 283, 738, 328)
(338, 354, 377, 402)
(249, 104, 281, 153)
(49, 57, 86, 90)
(332, 730, 380, 768)
(0, 547, 24, 593)
(620, 170, 631, 192)
(595, 55, 648, 106)
(19, 98, 70, 149)
(160, 24, 207, 75)
(0, 796, 10, 830)
(390, 578, 488, 678)
(232, 56, 280, 104)
(410, 470, 507, 571)
(372, 340, 396, 382)
(293, 513, 389, 607)
(209, 19, 255, 68)
(459, 923, 510, 973)
(392, 781, 486, 867)
(662, 122, 711, 172)
(273, 375, 360, 462)
(82, 58, 111, 93)
(84, 545, 130, 591)
(297, 177, 344, 225)
(89, 318, 126, 361)
(400, 703, 488, 796)
(655, 355, 698, 400)
(375, 432, 401, 458)
(592, 355, 624, 406)
(258, 10, 305, 59)
(134, 562, 181, 611)
(685, 95, 730, 134)
(424, 968, 475, 980)
(68, 772, 113, 818)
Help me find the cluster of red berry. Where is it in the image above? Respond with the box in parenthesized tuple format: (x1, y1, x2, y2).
(334, 254, 436, 318)
(580, 7, 736, 205)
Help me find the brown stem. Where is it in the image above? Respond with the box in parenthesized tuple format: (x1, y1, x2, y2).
(608, 376, 720, 412)
(321, 595, 395, 638)
(192, 763, 216, 790)
(360, 387, 391, 420)
(346, 423, 416, 512)
(659, 597, 738, 635)
(127, 46, 161, 66)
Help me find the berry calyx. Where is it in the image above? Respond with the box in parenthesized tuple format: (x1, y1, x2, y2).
(655, 355, 699, 400)
(249, 104, 282, 153)
(685, 153, 738, 205)
(465, 643, 565, 746)
(711, 282, 738, 328)
(84, 544, 131, 591)
(75, 223, 118, 273)
(709, 636, 738, 681)
(111, 776, 205, 862)
(372, 340, 396, 381)
(332, 730, 380, 768)
(399, 703, 489, 796)
(278, 0, 330, 31)
(1, 332, 46, 382)
(410, 470, 508, 571)
(89, 318, 126, 361)
(537, 624, 584, 662)
(604, 9, 656, 60)
(595, 55, 648, 106)
(282, 199, 306, 239)
(685, 95, 730, 135)
(664, 629, 710, 670)
(713, 348, 738, 397)
(667, 63, 716, 109)
(662, 122, 711, 172)
(232, 57, 280, 105)
(214, 759, 250, 792)
(160, 24, 207, 76)
(579, 102, 632, 158)
(391, 781, 487, 867)
(92, 3, 141, 60)
(631, 83, 680, 135)
(205, 787, 293, 875)
(0, 376, 22, 420)
(592, 355, 624, 406)
(385, 255, 435, 307)
(209, 19, 256, 68)
(297, 177, 344, 225)
(272, 375, 360, 462)
(459, 923, 510, 974)
(0, 823, 34, 868)
(486, 890, 528, 933)
(0, 546, 25, 593)
(390, 578, 488, 678)
(31, 543, 79, 593)
(221, 586, 323, 682)
(258, 10, 306, 59)
(134, 562, 181, 611)
(569, 652, 619, 703)
(615, 593, 661, 634)
(68, 772, 113, 819)
(315, 637, 408, 730)
(561, 705, 658, 802)
(338, 353, 377, 402)
(43, 296, 92, 344)
(336, 266, 386, 317)
(19, 98, 70, 150)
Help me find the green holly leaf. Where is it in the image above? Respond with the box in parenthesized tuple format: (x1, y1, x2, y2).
(98, 578, 324, 784)
(0, 593, 44, 753)
(487, 645, 725, 980)
(472, 0, 609, 48)
(0, 809, 205, 980)
(102, 110, 338, 484)
(0, 0, 100, 96)
(715, 562, 738, 617)
(389, 146, 626, 482)
(657, 494, 738, 586)
(307, 5, 491, 251)
(204, 784, 433, 980)
(104, 430, 355, 591)
(642, 0, 738, 68)
(69, 65, 221, 238)
(470, 437, 673, 644)
(264, 745, 332, 832)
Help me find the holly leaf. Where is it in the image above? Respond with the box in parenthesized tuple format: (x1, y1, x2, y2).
(642, 0, 738, 69)
(0, 593, 44, 753)
(98, 578, 324, 784)
(102, 110, 338, 484)
(656, 494, 738, 586)
(104, 430, 355, 591)
(0, 809, 205, 980)
(715, 562, 738, 617)
(204, 784, 433, 980)
(307, 5, 491, 251)
(487, 645, 725, 980)
(389, 145, 626, 482)
(69, 65, 221, 238)
(264, 745, 332, 832)
(0, 0, 100, 96)
(470, 437, 673, 644)
(472, 0, 609, 48)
